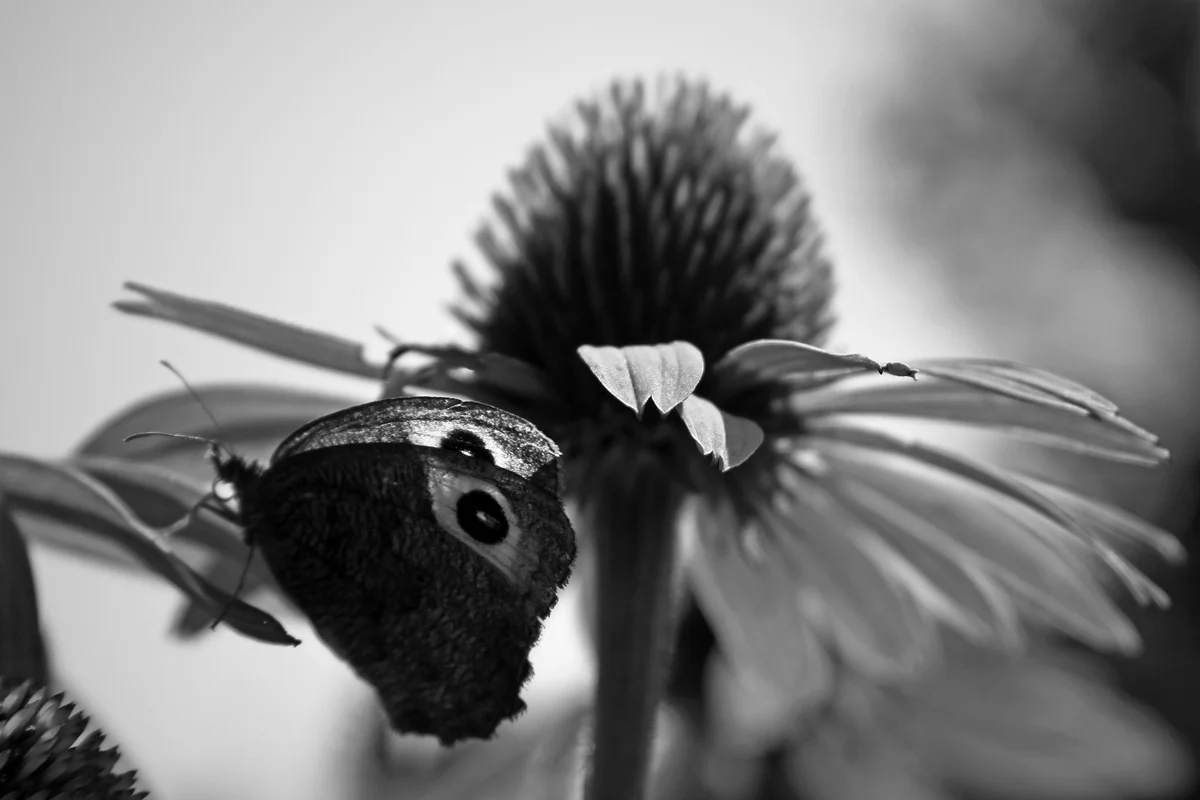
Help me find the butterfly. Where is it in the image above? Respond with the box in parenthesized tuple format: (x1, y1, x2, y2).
(136, 395, 577, 745)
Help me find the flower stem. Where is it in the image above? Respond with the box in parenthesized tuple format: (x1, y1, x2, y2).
(585, 469, 684, 800)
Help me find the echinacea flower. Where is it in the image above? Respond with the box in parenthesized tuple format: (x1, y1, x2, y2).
(107, 76, 1183, 800)
(0, 681, 147, 799)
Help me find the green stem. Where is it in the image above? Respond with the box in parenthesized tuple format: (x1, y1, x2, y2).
(585, 474, 683, 800)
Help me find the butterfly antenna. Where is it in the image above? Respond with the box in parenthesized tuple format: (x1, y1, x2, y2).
(160, 360, 224, 433)
(211, 546, 256, 632)
(124, 430, 221, 447)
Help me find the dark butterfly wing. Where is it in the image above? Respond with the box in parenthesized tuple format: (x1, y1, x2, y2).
(248, 443, 575, 744)
(270, 396, 563, 495)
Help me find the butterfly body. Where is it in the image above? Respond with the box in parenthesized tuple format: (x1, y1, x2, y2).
(204, 397, 576, 744)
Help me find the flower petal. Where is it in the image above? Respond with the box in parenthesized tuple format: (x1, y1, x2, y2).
(382, 344, 563, 408)
(0, 502, 48, 685)
(689, 501, 832, 712)
(917, 358, 1119, 414)
(577, 341, 704, 416)
(76, 383, 358, 466)
(115, 282, 382, 378)
(761, 478, 939, 680)
(710, 339, 917, 397)
(808, 440, 1140, 653)
(916, 646, 1194, 800)
(819, 476, 1023, 648)
(808, 425, 1173, 608)
(1017, 476, 1187, 565)
(677, 395, 764, 470)
(0, 452, 297, 646)
(799, 381, 1168, 465)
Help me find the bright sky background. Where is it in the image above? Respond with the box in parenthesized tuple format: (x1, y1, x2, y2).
(0, 1, 1078, 798)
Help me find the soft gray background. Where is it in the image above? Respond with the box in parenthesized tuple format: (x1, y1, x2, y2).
(5, 2, 1191, 798)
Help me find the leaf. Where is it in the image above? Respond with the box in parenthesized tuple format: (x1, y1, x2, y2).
(0, 501, 47, 685)
(689, 501, 833, 711)
(76, 383, 359, 466)
(0, 452, 298, 646)
(808, 440, 1141, 654)
(677, 395, 764, 470)
(808, 425, 1172, 608)
(577, 341, 704, 416)
(710, 339, 916, 397)
(798, 382, 1168, 465)
(76, 456, 281, 637)
(115, 282, 382, 379)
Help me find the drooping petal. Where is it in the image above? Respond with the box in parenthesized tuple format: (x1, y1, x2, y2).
(748, 473, 938, 680)
(1017, 476, 1186, 564)
(917, 358, 1120, 414)
(0, 502, 47, 685)
(677, 395, 764, 470)
(381, 343, 562, 408)
(709, 339, 917, 399)
(816, 473, 1023, 648)
(797, 381, 1168, 465)
(115, 282, 383, 378)
(688, 501, 832, 712)
(808, 425, 1173, 608)
(808, 439, 1141, 653)
(76, 383, 358, 468)
(577, 342, 704, 416)
(0, 452, 297, 646)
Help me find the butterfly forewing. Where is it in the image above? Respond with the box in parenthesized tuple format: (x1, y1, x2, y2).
(270, 396, 563, 495)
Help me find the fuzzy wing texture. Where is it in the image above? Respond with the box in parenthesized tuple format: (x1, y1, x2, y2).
(249, 444, 575, 745)
(271, 396, 564, 496)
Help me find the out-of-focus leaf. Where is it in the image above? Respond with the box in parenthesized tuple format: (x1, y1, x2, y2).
(0, 500, 47, 685)
(677, 395, 764, 470)
(115, 282, 383, 378)
(76, 383, 358, 464)
(0, 452, 298, 646)
(578, 342, 704, 416)
(75, 456, 281, 638)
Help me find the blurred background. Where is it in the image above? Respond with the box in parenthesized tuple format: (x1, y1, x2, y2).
(1, 1, 1199, 798)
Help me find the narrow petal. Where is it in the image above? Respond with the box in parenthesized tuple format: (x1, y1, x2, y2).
(677, 395, 765, 470)
(817, 474, 1023, 648)
(809, 425, 1171, 608)
(799, 382, 1168, 464)
(917, 358, 1119, 414)
(0, 452, 297, 646)
(1018, 476, 1187, 565)
(577, 341, 704, 415)
(76, 383, 358, 464)
(809, 441, 1141, 653)
(710, 339, 916, 397)
(115, 282, 382, 378)
(0, 502, 47, 685)
(688, 501, 832, 711)
(761, 475, 938, 680)
(382, 344, 563, 408)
